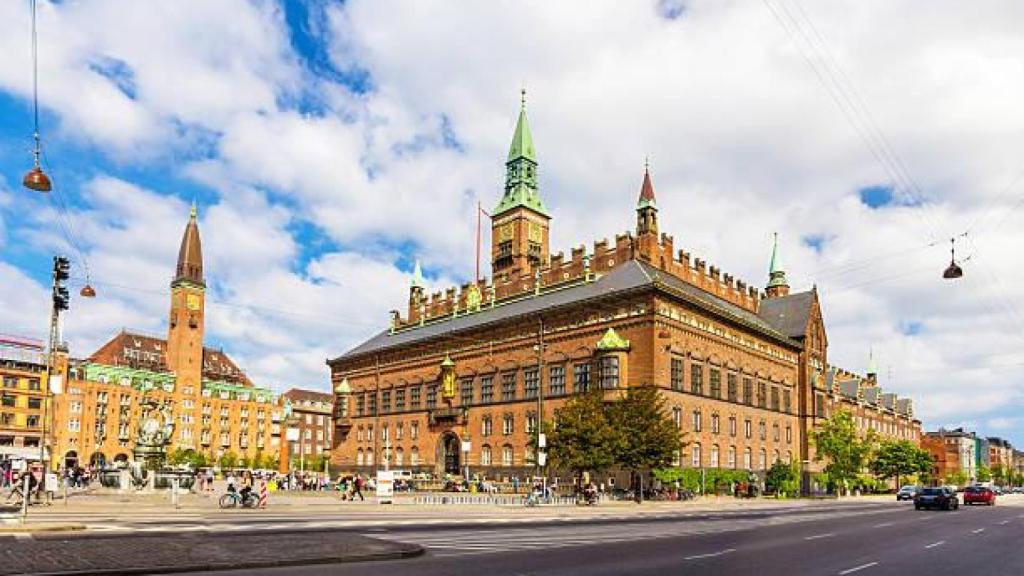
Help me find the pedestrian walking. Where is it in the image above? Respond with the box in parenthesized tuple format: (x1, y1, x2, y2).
(352, 475, 365, 501)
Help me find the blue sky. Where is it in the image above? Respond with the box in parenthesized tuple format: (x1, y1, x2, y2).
(1, 0, 1024, 445)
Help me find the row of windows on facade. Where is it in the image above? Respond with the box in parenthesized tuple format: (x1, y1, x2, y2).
(351, 358, 629, 419)
(1, 395, 43, 410)
(670, 406, 794, 444)
(686, 443, 794, 470)
(0, 435, 40, 447)
(669, 358, 792, 413)
(353, 412, 542, 445)
(2, 376, 42, 390)
(68, 408, 271, 435)
(0, 412, 40, 427)
(68, 398, 274, 421)
(352, 444, 523, 468)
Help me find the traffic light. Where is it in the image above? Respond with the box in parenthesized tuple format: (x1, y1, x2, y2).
(52, 256, 71, 312)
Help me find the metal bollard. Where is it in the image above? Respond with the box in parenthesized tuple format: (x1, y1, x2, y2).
(64, 478, 68, 507)
(172, 477, 180, 509)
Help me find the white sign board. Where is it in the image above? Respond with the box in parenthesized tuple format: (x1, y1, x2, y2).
(461, 440, 471, 452)
(285, 428, 300, 442)
(376, 470, 394, 504)
(49, 374, 63, 394)
(538, 452, 547, 466)
(538, 433, 547, 448)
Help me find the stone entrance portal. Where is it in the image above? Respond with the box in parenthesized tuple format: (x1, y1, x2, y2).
(437, 431, 461, 476)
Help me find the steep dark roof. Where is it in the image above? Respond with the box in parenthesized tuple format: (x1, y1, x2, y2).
(331, 260, 799, 363)
(175, 207, 204, 286)
(757, 291, 815, 339)
(88, 330, 250, 385)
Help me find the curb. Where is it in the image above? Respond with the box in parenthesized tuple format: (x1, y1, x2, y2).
(10, 543, 424, 576)
(0, 524, 86, 534)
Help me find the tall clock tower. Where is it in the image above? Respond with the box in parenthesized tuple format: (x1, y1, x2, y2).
(491, 90, 550, 278)
(166, 203, 205, 391)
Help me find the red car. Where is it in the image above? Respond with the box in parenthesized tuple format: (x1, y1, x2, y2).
(963, 486, 996, 506)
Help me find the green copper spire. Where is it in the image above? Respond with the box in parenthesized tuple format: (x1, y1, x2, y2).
(411, 259, 425, 289)
(766, 232, 789, 289)
(494, 89, 549, 217)
(866, 347, 878, 376)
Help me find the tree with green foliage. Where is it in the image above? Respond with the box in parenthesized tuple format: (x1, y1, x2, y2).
(765, 460, 801, 497)
(869, 439, 933, 490)
(945, 470, 968, 487)
(977, 465, 992, 482)
(607, 385, 684, 502)
(991, 464, 1006, 486)
(218, 451, 239, 470)
(811, 410, 875, 495)
(547, 389, 618, 487)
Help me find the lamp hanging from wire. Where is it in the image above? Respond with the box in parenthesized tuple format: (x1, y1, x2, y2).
(22, 0, 51, 193)
(942, 237, 963, 280)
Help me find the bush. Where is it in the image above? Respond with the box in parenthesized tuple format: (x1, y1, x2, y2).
(653, 468, 753, 494)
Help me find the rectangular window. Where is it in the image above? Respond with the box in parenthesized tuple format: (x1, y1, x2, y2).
(692, 410, 702, 432)
(460, 378, 474, 406)
(773, 423, 780, 442)
(770, 387, 780, 411)
(526, 412, 537, 434)
(501, 373, 517, 401)
(368, 393, 378, 415)
(672, 407, 682, 429)
(599, 357, 620, 389)
(524, 369, 539, 399)
(381, 390, 391, 413)
(2, 377, 15, 389)
(786, 425, 792, 443)
(426, 385, 438, 409)
(574, 363, 590, 393)
(395, 389, 406, 411)
(548, 366, 566, 396)
(759, 421, 767, 440)
(783, 390, 791, 414)
(480, 376, 494, 403)
(410, 421, 419, 440)
(26, 415, 39, 427)
(690, 364, 703, 395)
(503, 414, 514, 436)
(670, 357, 684, 391)
(1, 395, 15, 407)
(728, 416, 737, 437)
(744, 419, 752, 439)
(711, 414, 720, 434)
(757, 382, 767, 408)
(410, 386, 422, 409)
(727, 374, 738, 402)
(709, 368, 721, 399)
(815, 394, 825, 417)
(743, 378, 753, 405)
(27, 397, 42, 410)
(27, 379, 41, 391)
(482, 417, 492, 436)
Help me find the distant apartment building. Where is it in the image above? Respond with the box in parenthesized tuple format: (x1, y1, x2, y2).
(986, 437, 1015, 474)
(0, 335, 48, 463)
(922, 428, 977, 485)
(282, 388, 333, 469)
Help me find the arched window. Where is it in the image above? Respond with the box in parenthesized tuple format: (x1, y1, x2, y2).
(395, 448, 404, 466)
(410, 447, 419, 466)
(773, 449, 781, 464)
(710, 445, 720, 468)
(356, 449, 364, 466)
(728, 446, 736, 469)
(481, 445, 492, 466)
(785, 450, 793, 464)
(743, 447, 752, 470)
(691, 443, 702, 467)
(366, 450, 374, 467)
(502, 445, 514, 467)
(759, 448, 767, 470)
(672, 406, 682, 429)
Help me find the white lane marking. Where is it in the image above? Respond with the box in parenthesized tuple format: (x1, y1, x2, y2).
(805, 532, 836, 540)
(971, 528, 985, 534)
(839, 562, 878, 575)
(684, 548, 737, 561)
(872, 522, 893, 528)
(924, 541, 945, 549)
(999, 520, 1010, 525)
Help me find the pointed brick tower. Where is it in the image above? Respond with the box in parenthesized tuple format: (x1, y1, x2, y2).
(166, 202, 205, 393)
(491, 89, 551, 278)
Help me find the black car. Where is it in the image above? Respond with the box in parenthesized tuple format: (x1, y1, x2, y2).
(914, 487, 959, 511)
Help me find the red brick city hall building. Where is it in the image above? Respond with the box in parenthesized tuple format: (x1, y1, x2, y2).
(327, 98, 920, 485)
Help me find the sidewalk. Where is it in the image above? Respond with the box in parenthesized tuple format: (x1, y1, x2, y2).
(0, 531, 421, 575)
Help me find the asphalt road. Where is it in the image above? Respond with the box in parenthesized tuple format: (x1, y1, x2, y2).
(181, 498, 1024, 576)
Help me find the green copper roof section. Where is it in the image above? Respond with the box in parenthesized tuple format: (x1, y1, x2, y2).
(411, 259, 425, 289)
(507, 90, 536, 163)
(440, 353, 455, 367)
(767, 233, 789, 288)
(866, 348, 878, 375)
(494, 90, 549, 217)
(596, 327, 631, 350)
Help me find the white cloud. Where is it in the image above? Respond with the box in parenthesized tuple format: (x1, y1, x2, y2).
(1, 0, 1023, 442)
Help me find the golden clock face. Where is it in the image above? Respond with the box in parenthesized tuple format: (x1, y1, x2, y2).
(499, 223, 514, 242)
(528, 222, 543, 243)
(186, 293, 200, 311)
